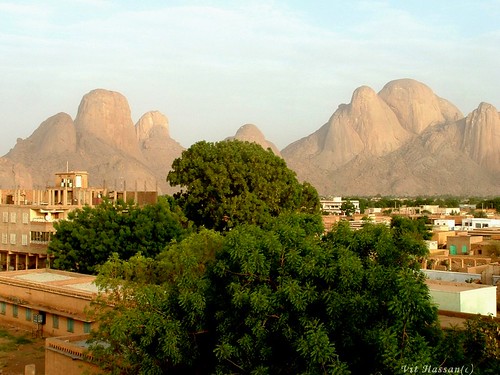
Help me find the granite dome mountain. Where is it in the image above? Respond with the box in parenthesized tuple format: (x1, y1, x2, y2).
(1, 79, 498, 196)
(282, 79, 500, 196)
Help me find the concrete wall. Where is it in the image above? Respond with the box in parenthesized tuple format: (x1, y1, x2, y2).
(45, 335, 100, 375)
(428, 289, 461, 312)
(460, 287, 497, 315)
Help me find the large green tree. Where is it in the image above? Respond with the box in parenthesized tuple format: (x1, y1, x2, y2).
(48, 197, 191, 274)
(88, 215, 447, 374)
(167, 140, 320, 231)
(89, 229, 223, 374)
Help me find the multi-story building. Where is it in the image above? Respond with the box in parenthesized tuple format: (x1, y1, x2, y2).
(320, 197, 361, 215)
(0, 170, 158, 271)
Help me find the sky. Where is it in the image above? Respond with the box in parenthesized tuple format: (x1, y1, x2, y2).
(0, 0, 499, 155)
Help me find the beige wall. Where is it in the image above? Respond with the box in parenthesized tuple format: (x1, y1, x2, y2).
(0, 302, 92, 337)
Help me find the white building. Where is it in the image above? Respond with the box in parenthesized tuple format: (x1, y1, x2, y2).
(320, 197, 360, 215)
(433, 219, 456, 231)
(426, 279, 497, 316)
(460, 218, 500, 230)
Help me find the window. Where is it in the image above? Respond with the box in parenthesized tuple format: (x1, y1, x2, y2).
(462, 245, 468, 254)
(449, 245, 457, 255)
(2, 212, 8, 223)
(12, 305, 18, 318)
(25, 308, 32, 321)
(10, 233, 16, 245)
(21, 234, 28, 246)
(1, 233, 7, 244)
(84, 322, 92, 334)
(10, 212, 16, 223)
(53, 315, 59, 329)
(30, 231, 51, 243)
(0, 302, 6, 315)
(67, 318, 74, 333)
(22, 213, 29, 224)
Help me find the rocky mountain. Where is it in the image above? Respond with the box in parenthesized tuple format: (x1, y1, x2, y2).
(282, 79, 500, 196)
(2, 89, 184, 194)
(226, 124, 281, 156)
(1, 79, 498, 197)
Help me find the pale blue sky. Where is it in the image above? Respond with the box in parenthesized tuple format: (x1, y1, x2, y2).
(0, 0, 498, 155)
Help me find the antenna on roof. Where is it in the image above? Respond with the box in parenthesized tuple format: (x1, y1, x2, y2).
(66, 161, 69, 173)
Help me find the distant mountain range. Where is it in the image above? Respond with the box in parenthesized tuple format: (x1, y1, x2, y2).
(1, 79, 499, 196)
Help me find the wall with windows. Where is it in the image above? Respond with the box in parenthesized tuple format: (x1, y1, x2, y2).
(0, 302, 92, 337)
(447, 235, 483, 255)
(0, 269, 96, 338)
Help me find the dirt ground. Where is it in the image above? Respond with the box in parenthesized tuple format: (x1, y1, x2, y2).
(0, 324, 45, 375)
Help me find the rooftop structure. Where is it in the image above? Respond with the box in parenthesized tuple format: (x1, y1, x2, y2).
(426, 279, 497, 316)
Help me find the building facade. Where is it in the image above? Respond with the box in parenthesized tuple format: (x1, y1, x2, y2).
(0, 170, 158, 271)
(0, 269, 97, 338)
(320, 197, 361, 215)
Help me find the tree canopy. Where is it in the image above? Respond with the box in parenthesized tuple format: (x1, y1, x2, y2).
(48, 197, 191, 274)
(86, 215, 485, 374)
(167, 140, 320, 231)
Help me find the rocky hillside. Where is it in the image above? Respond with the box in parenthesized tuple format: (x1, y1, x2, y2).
(2, 89, 183, 194)
(282, 79, 500, 196)
(1, 79, 498, 196)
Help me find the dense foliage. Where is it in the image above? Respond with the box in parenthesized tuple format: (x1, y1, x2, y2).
(48, 197, 191, 274)
(87, 216, 466, 374)
(167, 140, 320, 231)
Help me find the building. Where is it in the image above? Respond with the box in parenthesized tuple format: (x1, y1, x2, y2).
(460, 218, 500, 231)
(0, 268, 102, 374)
(426, 279, 497, 316)
(320, 197, 360, 215)
(0, 268, 97, 338)
(0, 170, 158, 271)
(433, 219, 456, 231)
(447, 235, 484, 255)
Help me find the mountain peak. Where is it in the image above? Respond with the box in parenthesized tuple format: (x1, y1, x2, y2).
(74, 89, 141, 157)
(136, 111, 170, 142)
(227, 124, 281, 156)
(379, 78, 463, 134)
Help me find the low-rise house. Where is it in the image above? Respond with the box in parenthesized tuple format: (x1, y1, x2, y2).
(426, 279, 497, 316)
(0, 268, 101, 374)
(0, 269, 97, 338)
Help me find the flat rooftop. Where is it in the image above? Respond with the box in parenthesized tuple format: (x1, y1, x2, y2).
(0, 268, 98, 294)
(426, 279, 496, 293)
